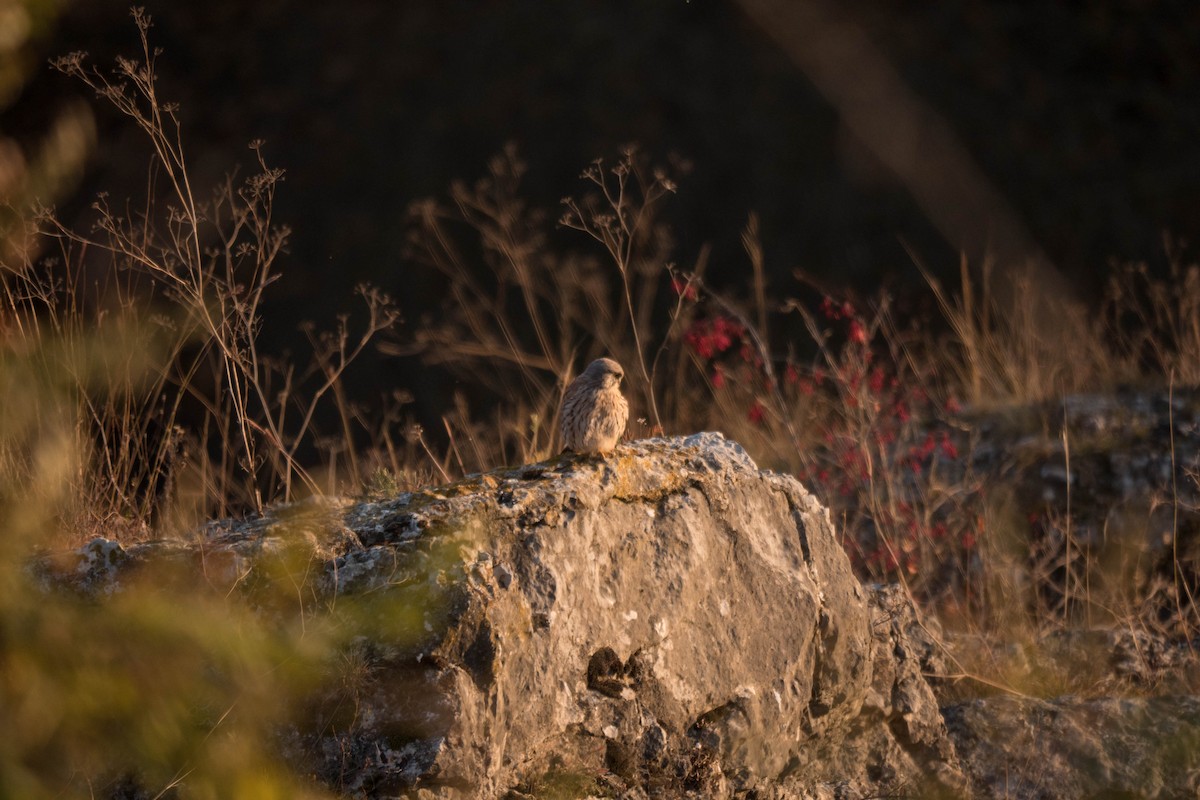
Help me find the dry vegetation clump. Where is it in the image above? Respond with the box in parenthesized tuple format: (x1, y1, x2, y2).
(398, 144, 692, 470)
(401, 145, 1200, 700)
(3, 11, 404, 545)
(0, 14, 444, 798)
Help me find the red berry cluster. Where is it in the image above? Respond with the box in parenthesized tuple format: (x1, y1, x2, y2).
(684, 316, 745, 360)
(683, 314, 776, 424)
(678, 292, 984, 598)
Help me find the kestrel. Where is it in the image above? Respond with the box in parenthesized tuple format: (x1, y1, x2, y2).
(559, 357, 629, 455)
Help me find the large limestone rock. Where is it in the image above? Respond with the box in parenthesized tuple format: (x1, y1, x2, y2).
(41, 433, 961, 798)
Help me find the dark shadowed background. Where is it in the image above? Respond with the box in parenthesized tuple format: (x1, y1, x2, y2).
(4, 0, 1200, 422)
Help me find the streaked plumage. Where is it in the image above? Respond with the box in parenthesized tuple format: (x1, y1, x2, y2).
(559, 357, 629, 455)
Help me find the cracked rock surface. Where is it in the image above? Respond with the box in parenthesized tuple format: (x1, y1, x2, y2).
(38, 433, 961, 798)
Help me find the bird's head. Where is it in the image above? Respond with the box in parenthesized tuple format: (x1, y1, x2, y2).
(585, 357, 625, 389)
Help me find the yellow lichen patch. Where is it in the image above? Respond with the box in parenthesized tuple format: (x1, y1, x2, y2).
(605, 450, 695, 505)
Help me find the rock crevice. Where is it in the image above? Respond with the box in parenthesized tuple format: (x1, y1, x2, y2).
(40, 432, 964, 798)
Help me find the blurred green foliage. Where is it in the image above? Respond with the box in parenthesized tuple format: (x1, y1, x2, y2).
(0, 327, 323, 797)
(0, 0, 93, 264)
(0, 0, 66, 106)
(0, 325, 458, 797)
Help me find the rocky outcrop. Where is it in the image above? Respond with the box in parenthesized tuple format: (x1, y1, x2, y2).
(935, 625, 1200, 799)
(945, 695, 1200, 799)
(38, 433, 962, 798)
(964, 389, 1200, 552)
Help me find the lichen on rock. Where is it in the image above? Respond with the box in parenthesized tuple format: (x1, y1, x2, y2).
(37, 432, 964, 798)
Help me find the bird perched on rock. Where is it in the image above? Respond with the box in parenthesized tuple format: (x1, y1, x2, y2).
(559, 357, 629, 455)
